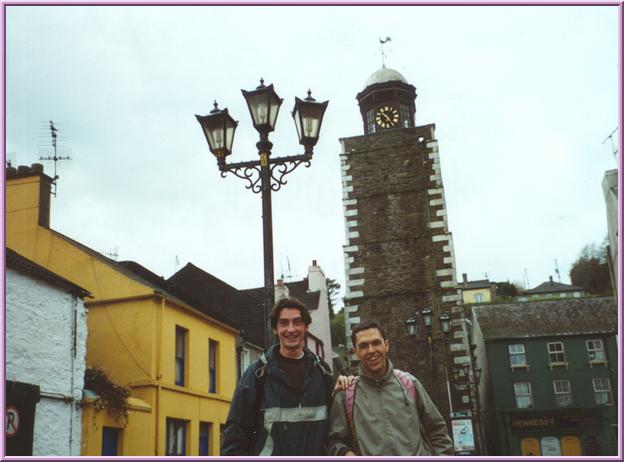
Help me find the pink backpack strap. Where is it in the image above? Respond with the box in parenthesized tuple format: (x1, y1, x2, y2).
(393, 369, 416, 401)
(344, 377, 359, 429)
(344, 377, 360, 453)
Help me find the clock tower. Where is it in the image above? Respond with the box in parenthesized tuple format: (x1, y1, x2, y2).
(340, 67, 477, 448)
(356, 66, 417, 133)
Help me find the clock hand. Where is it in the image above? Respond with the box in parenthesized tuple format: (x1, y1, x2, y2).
(383, 113, 392, 123)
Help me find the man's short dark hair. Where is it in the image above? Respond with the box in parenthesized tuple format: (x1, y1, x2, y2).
(351, 320, 387, 347)
(270, 297, 312, 328)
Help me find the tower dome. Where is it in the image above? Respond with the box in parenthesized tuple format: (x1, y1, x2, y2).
(363, 66, 409, 89)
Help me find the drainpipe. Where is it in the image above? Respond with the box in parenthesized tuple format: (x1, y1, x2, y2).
(155, 296, 165, 455)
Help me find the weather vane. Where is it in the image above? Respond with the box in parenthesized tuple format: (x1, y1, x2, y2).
(379, 36, 391, 68)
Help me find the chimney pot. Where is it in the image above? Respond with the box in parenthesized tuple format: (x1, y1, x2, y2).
(31, 163, 44, 173)
(549, 276, 553, 283)
(17, 165, 30, 174)
(312, 259, 317, 266)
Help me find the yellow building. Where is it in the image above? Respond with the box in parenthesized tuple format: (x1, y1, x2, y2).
(460, 273, 494, 304)
(5, 164, 239, 456)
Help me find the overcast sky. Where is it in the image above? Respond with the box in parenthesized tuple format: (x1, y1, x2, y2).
(4, 5, 620, 307)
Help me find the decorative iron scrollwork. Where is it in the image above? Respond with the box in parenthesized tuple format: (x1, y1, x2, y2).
(221, 165, 262, 193)
(269, 158, 311, 191)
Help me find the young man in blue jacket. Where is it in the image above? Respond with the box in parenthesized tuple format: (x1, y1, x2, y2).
(221, 297, 335, 456)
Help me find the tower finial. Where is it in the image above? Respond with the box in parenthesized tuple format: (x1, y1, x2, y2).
(379, 36, 391, 68)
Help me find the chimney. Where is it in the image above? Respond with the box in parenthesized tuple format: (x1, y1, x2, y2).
(549, 275, 553, 283)
(462, 273, 468, 285)
(6, 163, 53, 228)
(275, 279, 289, 300)
(308, 259, 326, 292)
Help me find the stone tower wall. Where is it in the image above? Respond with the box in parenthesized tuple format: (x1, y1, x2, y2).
(340, 124, 470, 419)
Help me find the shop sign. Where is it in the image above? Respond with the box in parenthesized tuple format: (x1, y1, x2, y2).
(511, 412, 596, 430)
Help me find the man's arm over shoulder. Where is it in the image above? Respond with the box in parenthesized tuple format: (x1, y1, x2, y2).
(220, 363, 261, 456)
(410, 375, 454, 456)
(327, 390, 356, 456)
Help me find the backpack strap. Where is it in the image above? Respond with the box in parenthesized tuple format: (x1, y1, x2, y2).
(344, 377, 360, 455)
(393, 369, 433, 452)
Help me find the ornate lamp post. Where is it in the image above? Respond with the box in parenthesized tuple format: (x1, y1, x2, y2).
(196, 79, 328, 345)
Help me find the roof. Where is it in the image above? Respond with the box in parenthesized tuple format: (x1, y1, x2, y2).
(473, 297, 617, 340)
(241, 279, 321, 312)
(282, 279, 321, 310)
(50, 229, 239, 330)
(364, 67, 408, 88)
(524, 279, 584, 294)
(168, 263, 265, 348)
(6, 248, 91, 298)
(462, 279, 491, 290)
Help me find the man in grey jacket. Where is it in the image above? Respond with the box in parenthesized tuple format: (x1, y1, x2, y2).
(328, 320, 454, 456)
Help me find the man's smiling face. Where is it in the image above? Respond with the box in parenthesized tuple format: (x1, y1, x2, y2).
(274, 307, 308, 355)
(354, 327, 389, 378)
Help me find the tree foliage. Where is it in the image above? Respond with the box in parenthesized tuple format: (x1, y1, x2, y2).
(330, 307, 346, 348)
(326, 278, 341, 319)
(569, 240, 612, 295)
(495, 281, 519, 299)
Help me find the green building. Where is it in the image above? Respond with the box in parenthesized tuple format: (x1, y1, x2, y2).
(472, 297, 617, 456)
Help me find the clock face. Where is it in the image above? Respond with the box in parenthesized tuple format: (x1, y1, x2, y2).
(375, 106, 400, 129)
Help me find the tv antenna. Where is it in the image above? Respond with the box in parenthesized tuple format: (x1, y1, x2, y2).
(601, 127, 618, 161)
(523, 268, 530, 289)
(101, 246, 119, 261)
(554, 259, 561, 283)
(39, 120, 71, 196)
(379, 36, 391, 68)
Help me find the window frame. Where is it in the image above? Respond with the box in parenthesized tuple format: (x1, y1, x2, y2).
(209, 339, 218, 394)
(198, 421, 212, 456)
(175, 326, 188, 387)
(586, 339, 607, 364)
(592, 378, 612, 405)
(513, 382, 533, 409)
(508, 344, 528, 369)
(553, 380, 572, 407)
(166, 418, 187, 456)
(547, 341, 568, 368)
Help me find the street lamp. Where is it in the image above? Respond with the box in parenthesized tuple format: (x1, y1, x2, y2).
(196, 79, 328, 346)
(404, 317, 418, 337)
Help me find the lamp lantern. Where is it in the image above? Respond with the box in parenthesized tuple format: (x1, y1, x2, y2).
(292, 90, 328, 153)
(439, 312, 451, 334)
(195, 101, 238, 160)
(404, 317, 418, 337)
(420, 307, 433, 328)
(242, 79, 283, 135)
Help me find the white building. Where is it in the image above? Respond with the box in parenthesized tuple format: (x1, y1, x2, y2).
(5, 248, 90, 456)
(274, 260, 334, 370)
(602, 169, 618, 293)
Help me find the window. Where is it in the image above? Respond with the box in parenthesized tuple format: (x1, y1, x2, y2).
(553, 380, 572, 407)
(166, 418, 187, 456)
(509, 344, 527, 368)
(474, 292, 484, 303)
(399, 104, 411, 128)
(365, 109, 376, 133)
(199, 422, 212, 456)
(209, 339, 218, 393)
(175, 327, 187, 386)
(240, 348, 251, 378)
(587, 340, 606, 362)
(547, 342, 566, 365)
(101, 427, 120, 456)
(514, 382, 533, 408)
(593, 378, 612, 405)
